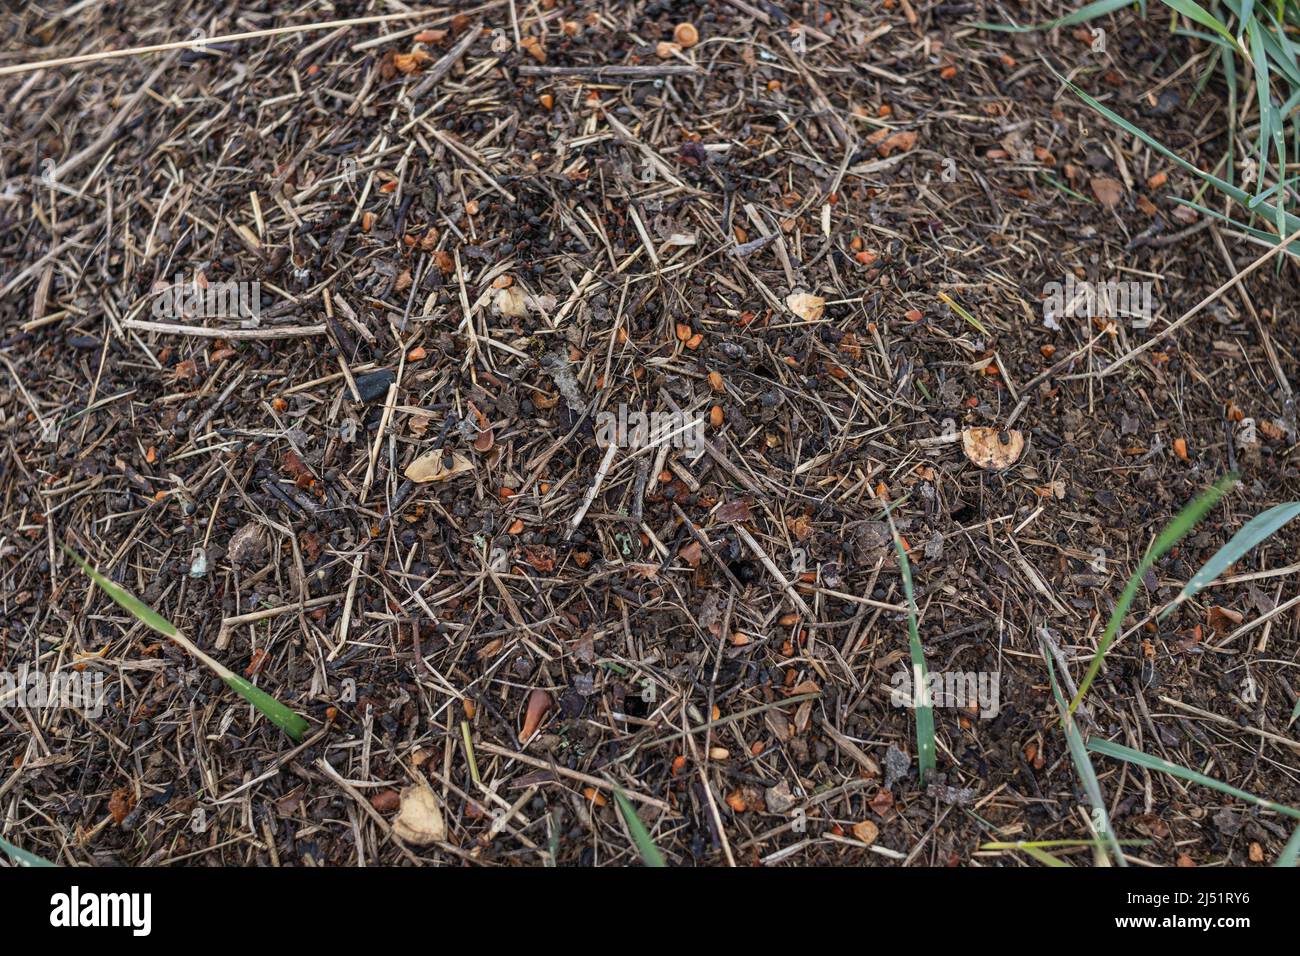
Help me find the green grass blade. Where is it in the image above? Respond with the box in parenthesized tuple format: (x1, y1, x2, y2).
(63, 544, 310, 742)
(223, 674, 310, 742)
(1070, 474, 1236, 712)
(1043, 637, 1126, 866)
(974, 0, 1135, 32)
(982, 839, 1149, 849)
(1169, 196, 1300, 254)
(612, 788, 666, 867)
(0, 835, 56, 867)
(891, 522, 937, 785)
(1163, 500, 1300, 614)
(936, 291, 989, 335)
(1158, 0, 1243, 50)
(1019, 845, 1073, 866)
(1279, 823, 1300, 866)
(1087, 738, 1300, 820)
(61, 544, 179, 639)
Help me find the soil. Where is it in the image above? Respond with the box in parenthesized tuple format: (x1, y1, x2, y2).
(1, 0, 1297, 867)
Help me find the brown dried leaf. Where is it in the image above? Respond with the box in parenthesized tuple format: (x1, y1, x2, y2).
(876, 130, 917, 157)
(786, 291, 825, 321)
(852, 819, 879, 845)
(786, 513, 813, 542)
(404, 450, 474, 483)
(715, 498, 752, 523)
(961, 427, 1025, 471)
(109, 787, 134, 824)
(521, 544, 556, 573)
(494, 284, 530, 318)
(1089, 176, 1124, 209)
(1206, 606, 1243, 631)
(392, 785, 446, 845)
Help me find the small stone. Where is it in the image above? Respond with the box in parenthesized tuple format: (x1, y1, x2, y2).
(884, 744, 910, 791)
(354, 369, 396, 403)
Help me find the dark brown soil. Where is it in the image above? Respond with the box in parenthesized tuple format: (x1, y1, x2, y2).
(1, 0, 1298, 867)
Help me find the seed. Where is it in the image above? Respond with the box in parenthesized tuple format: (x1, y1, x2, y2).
(707, 371, 724, 392)
(686, 332, 703, 350)
(656, 40, 680, 59)
(539, 92, 554, 110)
(709, 746, 728, 760)
(675, 322, 692, 342)
(673, 23, 699, 48)
(582, 786, 607, 807)
(1173, 437, 1189, 461)
(940, 65, 958, 80)
(519, 688, 553, 742)
(710, 404, 723, 428)
(1147, 171, 1167, 189)
(724, 790, 746, 812)
(519, 35, 546, 63)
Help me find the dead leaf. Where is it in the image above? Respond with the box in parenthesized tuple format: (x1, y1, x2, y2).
(404, 450, 474, 483)
(392, 785, 446, 845)
(494, 284, 530, 318)
(1207, 606, 1243, 631)
(786, 291, 825, 321)
(961, 427, 1025, 471)
(786, 513, 813, 542)
(876, 130, 917, 157)
(852, 819, 879, 845)
(1090, 176, 1124, 209)
(520, 544, 556, 573)
(468, 401, 494, 452)
(109, 788, 134, 824)
(715, 498, 752, 523)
